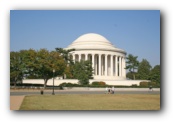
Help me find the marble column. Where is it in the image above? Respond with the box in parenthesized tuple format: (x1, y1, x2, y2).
(92, 54, 94, 68)
(85, 54, 88, 61)
(73, 54, 75, 63)
(78, 54, 81, 62)
(99, 54, 101, 76)
(110, 55, 113, 76)
(115, 55, 118, 76)
(105, 54, 107, 76)
(119, 57, 122, 77)
(113, 56, 115, 76)
(101, 55, 104, 75)
(95, 55, 97, 75)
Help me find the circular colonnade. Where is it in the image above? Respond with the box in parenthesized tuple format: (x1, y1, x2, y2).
(65, 33, 126, 80)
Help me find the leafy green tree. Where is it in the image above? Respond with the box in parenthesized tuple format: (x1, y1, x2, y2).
(73, 60, 93, 85)
(126, 72, 134, 80)
(10, 51, 23, 87)
(55, 48, 75, 65)
(55, 48, 75, 79)
(125, 54, 139, 80)
(35, 49, 66, 88)
(10, 49, 38, 88)
(10, 49, 66, 89)
(137, 59, 152, 80)
(20, 49, 38, 79)
(64, 65, 75, 79)
(149, 65, 160, 83)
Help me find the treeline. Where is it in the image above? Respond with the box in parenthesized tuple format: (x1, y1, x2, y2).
(10, 48, 160, 88)
(125, 54, 160, 85)
(10, 48, 93, 88)
(10, 49, 66, 88)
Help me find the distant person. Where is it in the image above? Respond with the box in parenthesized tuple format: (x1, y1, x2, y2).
(149, 85, 153, 91)
(111, 86, 115, 94)
(105, 87, 108, 94)
(108, 87, 111, 94)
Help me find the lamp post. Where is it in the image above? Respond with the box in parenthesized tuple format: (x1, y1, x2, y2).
(52, 69, 55, 95)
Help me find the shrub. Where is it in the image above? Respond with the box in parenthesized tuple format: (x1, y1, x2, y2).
(59, 86, 63, 90)
(59, 82, 67, 87)
(91, 81, 106, 86)
(149, 82, 156, 86)
(149, 82, 160, 88)
(131, 84, 138, 87)
(59, 82, 83, 87)
(91, 81, 98, 85)
(140, 81, 149, 87)
(99, 81, 106, 86)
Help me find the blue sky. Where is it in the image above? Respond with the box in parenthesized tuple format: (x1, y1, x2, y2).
(10, 10, 160, 67)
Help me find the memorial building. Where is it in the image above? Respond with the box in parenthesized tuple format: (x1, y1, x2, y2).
(65, 33, 127, 80)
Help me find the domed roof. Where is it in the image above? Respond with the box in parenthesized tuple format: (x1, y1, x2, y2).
(66, 33, 125, 53)
(73, 33, 111, 44)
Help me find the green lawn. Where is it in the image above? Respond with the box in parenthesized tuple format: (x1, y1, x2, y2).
(20, 94, 160, 110)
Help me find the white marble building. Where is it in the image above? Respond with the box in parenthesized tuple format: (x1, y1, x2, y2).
(65, 33, 126, 80)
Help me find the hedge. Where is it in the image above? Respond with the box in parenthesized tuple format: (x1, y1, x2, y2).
(139, 81, 160, 88)
(91, 81, 106, 86)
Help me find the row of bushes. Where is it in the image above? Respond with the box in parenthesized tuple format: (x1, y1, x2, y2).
(10, 81, 160, 89)
(10, 83, 44, 87)
(59, 81, 160, 88)
(140, 81, 160, 88)
(59, 81, 107, 87)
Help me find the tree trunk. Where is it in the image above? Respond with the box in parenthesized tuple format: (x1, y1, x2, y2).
(14, 77, 18, 89)
(44, 79, 48, 89)
(133, 73, 136, 80)
(14, 81, 17, 89)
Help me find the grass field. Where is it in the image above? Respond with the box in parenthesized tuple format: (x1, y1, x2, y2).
(20, 94, 160, 110)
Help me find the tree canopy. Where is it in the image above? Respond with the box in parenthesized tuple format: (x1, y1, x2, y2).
(125, 54, 160, 87)
(55, 48, 75, 65)
(55, 48, 76, 79)
(137, 59, 152, 80)
(10, 51, 23, 86)
(35, 49, 66, 88)
(10, 49, 66, 88)
(125, 54, 139, 80)
(73, 60, 93, 85)
(149, 65, 160, 83)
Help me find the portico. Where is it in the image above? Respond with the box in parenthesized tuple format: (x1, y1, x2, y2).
(72, 53, 126, 79)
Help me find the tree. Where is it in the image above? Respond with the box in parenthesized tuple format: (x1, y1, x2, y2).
(55, 48, 75, 65)
(125, 54, 139, 80)
(10, 51, 23, 87)
(73, 60, 93, 85)
(64, 65, 75, 79)
(149, 65, 160, 83)
(10, 49, 66, 89)
(10, 49, 39, 87)
(20, 49, 38, 79)
(35, 49, 66, 88)
(55, 48, 75, 79)
(126, 72, 134, 80)
(137, 59, 152, 80)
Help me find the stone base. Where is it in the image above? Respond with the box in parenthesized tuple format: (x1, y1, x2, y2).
(93, 75, 126, 80)
(23, 79, 150, 86)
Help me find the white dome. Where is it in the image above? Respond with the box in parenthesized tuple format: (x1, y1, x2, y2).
(73, 33, 111, 44)
(66, 33, 125, 53)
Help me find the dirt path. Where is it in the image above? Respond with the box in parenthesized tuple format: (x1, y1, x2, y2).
(10, 96, 25, 110)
